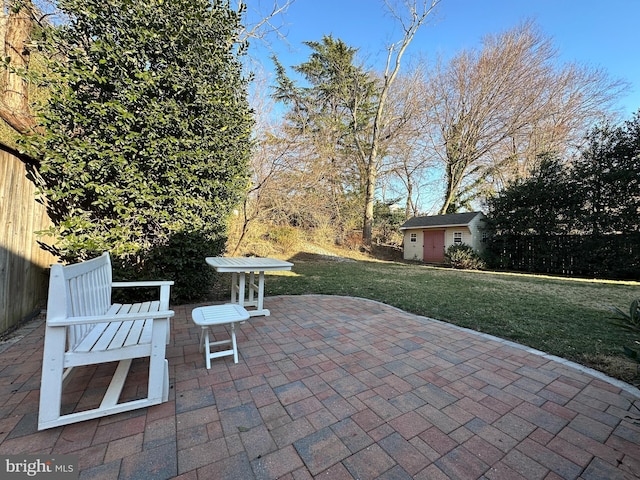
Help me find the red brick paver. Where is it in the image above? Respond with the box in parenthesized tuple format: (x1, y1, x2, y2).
(1, 295, 639, 479)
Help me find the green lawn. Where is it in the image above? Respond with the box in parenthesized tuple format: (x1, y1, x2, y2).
(215, 252, 640, 383)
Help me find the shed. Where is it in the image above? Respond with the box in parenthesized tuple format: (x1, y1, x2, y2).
(400, 212, 487, 263)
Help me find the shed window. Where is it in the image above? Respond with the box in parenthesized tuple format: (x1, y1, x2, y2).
(454, 232, 463, 244)
(410, 233, 417, 243)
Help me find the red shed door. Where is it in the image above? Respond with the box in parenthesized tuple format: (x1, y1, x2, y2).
(423, 229, 445, 263)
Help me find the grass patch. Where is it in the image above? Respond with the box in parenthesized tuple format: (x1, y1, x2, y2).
(213, 250, 640, 384)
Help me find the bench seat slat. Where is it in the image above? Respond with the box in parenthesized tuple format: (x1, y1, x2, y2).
(123, 302, 153, 347)
(139, 319, 154, 345)
(123, 319, 145, 347)
(93, 319, 126, 351)
(73, 302, 164, 353)
(106, 304, 136, 351)
(74, 322, 110, 353)
(108, 321, 135, 350)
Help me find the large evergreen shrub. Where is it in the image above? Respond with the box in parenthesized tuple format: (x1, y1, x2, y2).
(23, 0, 253, 302)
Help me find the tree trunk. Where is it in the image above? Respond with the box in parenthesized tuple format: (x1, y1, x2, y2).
(362, 157, 377, 247)
(361, 1, 441, 246)
(439, 184, 454, 214)
(440, 161, 462, 214)
(404, 180, 413, 219)
(0, 1, 35, 133)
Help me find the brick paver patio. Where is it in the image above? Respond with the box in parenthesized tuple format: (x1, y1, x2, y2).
(1, 295, 639, 479)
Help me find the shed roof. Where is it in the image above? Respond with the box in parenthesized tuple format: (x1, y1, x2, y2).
(400, 211, 483, 230)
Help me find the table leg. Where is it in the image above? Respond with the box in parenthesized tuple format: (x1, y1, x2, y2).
(257, 271, 266, 314)
(231, 272, 238, 304)
(248, 271, 255, 305)
(225, 269, 271, 317)
(238, 272, 246, 308)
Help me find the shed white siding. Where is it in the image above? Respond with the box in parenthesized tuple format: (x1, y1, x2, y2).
(401, 212, 486, 262)
(403, 230, 424, 261)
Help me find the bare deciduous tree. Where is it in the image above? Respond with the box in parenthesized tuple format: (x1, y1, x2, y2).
(383, 62, 439, 217)
(235, 0, 295, 44)
(232, 63, 358, 253)
(359, 0, 441, 245)
(424, 20, 627, 214)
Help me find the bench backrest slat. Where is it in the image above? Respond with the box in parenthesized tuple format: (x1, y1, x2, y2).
(47, 252, 113, 350)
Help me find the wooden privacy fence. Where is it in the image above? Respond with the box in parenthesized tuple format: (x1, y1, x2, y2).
(489, 233, 640, 280)
(0, 147, 56, 336)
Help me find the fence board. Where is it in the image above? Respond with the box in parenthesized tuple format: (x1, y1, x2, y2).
(0, 148, 56, 335)
(490, 233, 640, 280)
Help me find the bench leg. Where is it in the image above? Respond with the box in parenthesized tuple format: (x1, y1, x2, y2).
(204, 329, 212, 369)
(38, 327, 66, 430)
(162, 359, 169, 402)
(147, 321, 168, 403)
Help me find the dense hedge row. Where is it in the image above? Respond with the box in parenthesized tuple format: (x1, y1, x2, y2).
(487, 233, 640, 280)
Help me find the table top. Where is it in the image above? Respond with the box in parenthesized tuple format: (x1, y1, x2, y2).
(191, 304, 250, 326)
(205, 257, 294, 272)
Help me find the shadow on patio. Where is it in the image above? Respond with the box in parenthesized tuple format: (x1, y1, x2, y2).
(1, 295, 639, 479)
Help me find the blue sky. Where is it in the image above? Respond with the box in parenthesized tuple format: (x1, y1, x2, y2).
(247, 0, 639, 117)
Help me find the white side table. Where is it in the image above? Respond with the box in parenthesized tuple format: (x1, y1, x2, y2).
(191, 304, 250, 368)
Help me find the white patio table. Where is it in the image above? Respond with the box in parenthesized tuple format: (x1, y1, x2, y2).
(206, 257, 294, 316)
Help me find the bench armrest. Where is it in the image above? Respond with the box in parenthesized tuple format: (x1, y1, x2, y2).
(47, 309, 175, 327)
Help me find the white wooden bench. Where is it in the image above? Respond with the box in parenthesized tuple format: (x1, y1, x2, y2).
(38, 252, 174, 431)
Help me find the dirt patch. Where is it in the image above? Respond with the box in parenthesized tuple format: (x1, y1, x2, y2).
(580, 353, 640, 386)
(298, 244, 356, 262)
